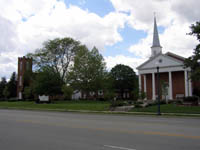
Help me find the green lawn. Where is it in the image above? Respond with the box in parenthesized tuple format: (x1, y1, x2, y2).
(131, 104, 200, 114)
(0, 101, 200, 114)
(0, 101, 110, 111)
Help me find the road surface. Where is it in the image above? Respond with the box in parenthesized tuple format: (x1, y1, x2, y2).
(0, 109, 200, 150)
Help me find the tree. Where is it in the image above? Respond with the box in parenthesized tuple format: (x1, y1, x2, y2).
(27, 37, 83, 83)
(3, 86, 10, 99)
(33, 67, 64, 96)
(69, 46, 106, 98)
(7, 72, 17, 98)
(161, 81, 169, 102)
(184, 22, 200, 81)
(110, 64, 138, 99)
(0, 77, 7, 99)
(62, 85, 73, 100)
(102, 72, 115, 100)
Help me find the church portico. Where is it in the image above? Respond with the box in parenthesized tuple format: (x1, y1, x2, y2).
(139, 70, 192, 100)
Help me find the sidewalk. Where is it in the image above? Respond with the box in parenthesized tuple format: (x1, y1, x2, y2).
(1, 107, 200, 117)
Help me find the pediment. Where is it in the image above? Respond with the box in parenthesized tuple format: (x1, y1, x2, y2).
(138, 54, 184, 70)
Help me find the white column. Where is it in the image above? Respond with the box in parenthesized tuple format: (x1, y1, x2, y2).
(188, 72, 192, 96)
(168, 71, 173, 100)
(139, 74, 142, 91)
(184, 71, 189, 97)
(144, 75, 147, 93)
(144, 74, 147, 100)
(152, 73, 156, 100)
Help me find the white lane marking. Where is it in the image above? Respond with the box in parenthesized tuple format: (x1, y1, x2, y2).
(104, 145, 136, 150)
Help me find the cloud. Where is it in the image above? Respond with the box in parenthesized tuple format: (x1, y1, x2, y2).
(110, 0, 199, 59)
(110, 0, 174, 30)
(0, 16, 18, 53)
(0, 52, 18, 79)
(160, 22, 197, 57)
(171, 0, 200, 22)
(104, 55, 146, 73)
(0, 0, 128, 78)
(15, 1, 128, 52)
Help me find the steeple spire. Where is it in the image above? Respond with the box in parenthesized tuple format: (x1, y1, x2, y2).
(151, 15, 162, 57)
(152, 16, 161, 47)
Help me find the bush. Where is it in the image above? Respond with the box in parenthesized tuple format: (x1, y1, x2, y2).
(139, 91, 146, 100)
(110, 101, 126, 107)
(134, 101, 143, 105)
(134, 103, 142, 108)
(104, 90, 115, 101)
(193, 88, 200, 97)
(183, 96, 198, 104)
(131, 89, 139, 101)
(175, 100, 183, 105)
(127, 100, 134, 105)
(149, 100, 166, 106)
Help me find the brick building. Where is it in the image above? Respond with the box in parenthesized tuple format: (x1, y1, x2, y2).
(17, 56, 32, 99)
(137, 17, 192, 100)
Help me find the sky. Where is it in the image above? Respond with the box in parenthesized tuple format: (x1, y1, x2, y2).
(0, 0, 199, 79)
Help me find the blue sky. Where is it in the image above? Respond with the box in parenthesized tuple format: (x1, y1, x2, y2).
(64, 0, 115, 17)
(63, 0, 148, 58)
(63, 0, 167, 58)
(0, 0, 199, 79)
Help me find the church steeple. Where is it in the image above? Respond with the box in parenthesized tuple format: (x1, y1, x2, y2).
(151, 16, 162, 57)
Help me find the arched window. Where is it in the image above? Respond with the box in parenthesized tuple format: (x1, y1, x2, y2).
(20, 61, 23, 71)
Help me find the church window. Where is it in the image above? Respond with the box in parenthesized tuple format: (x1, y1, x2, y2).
(26, 61, 29, 70)
(20, 62, 23, 71)
(127, 93, 130, 98)
(98, 90, 103, 95)
(90, 91, 95, 96)
(19, 76, 22, 86)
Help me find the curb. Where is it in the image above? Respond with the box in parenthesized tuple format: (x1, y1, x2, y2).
(1, 107, 200, 117)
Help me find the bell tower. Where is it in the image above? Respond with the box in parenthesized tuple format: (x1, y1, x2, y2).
(17, 56, 32, 99)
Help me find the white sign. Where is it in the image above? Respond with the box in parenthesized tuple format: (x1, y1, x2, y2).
(39, 95, 49, 101)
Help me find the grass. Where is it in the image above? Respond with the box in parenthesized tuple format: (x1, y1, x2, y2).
(0, 100, 110, 111)
(0, 101, 200, 115)
(130, 104, 200, 114)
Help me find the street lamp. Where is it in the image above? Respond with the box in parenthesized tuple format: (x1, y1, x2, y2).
(155, 60, 162, 115)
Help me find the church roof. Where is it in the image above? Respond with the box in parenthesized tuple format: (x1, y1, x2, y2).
(165, 52, 185, 62)
(137, 52, 185, 70)
(151, 17, 161, 48)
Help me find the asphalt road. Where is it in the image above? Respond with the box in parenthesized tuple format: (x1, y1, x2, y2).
(0, 109, 200, 150)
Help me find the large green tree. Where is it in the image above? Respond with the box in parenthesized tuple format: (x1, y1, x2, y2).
(33, 67, 64, 96)
(184, 21, 200, 81)
(7, 72, 17, 98)
(27, 37, 82, 83)
(110, 64, 138, 99)
(69, 46, 106, 98)
(0, 77, 7, 98)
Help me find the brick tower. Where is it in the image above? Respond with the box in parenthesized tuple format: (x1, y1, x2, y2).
(17, 56, 32, 99)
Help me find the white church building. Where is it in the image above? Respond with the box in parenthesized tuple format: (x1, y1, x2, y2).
(137, 17, 192, 100)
